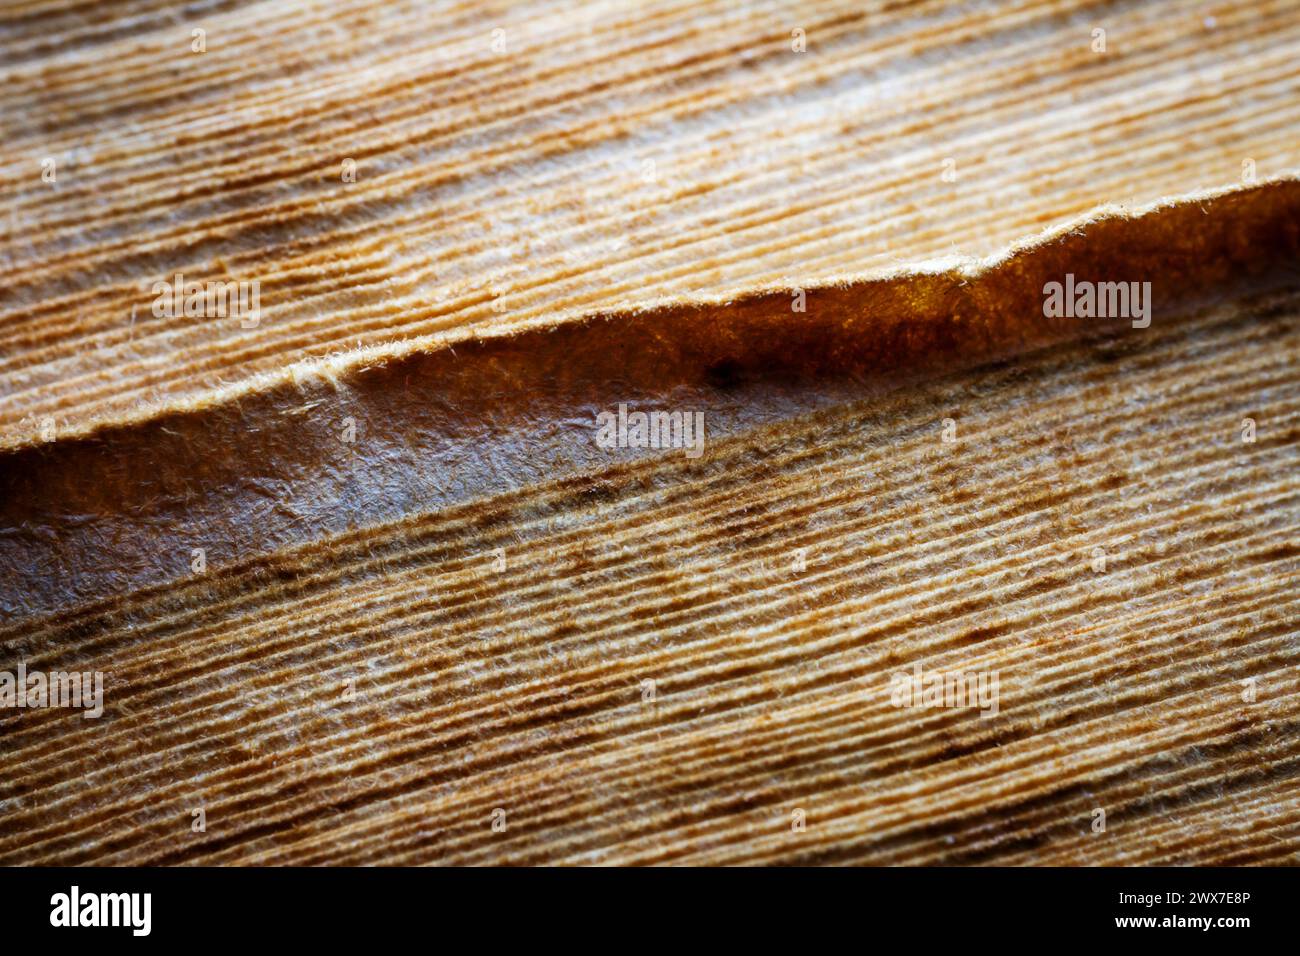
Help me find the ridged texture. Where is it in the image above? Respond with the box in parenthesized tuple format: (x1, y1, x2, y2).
(2, 286, 1298, 865)
(4, 179, 1296, 619)
(2, 0, 1298, 866)
(2, 0, 1299, 443)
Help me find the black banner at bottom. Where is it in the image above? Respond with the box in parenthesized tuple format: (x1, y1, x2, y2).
(0, 866, 1286, 944)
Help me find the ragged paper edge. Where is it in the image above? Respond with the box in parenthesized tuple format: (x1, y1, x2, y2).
(5, 175, 1298, 454)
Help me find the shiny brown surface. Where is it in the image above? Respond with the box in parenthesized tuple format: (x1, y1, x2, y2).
(4, 180, 1298, 617)
(2, 280, 1297, 864)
